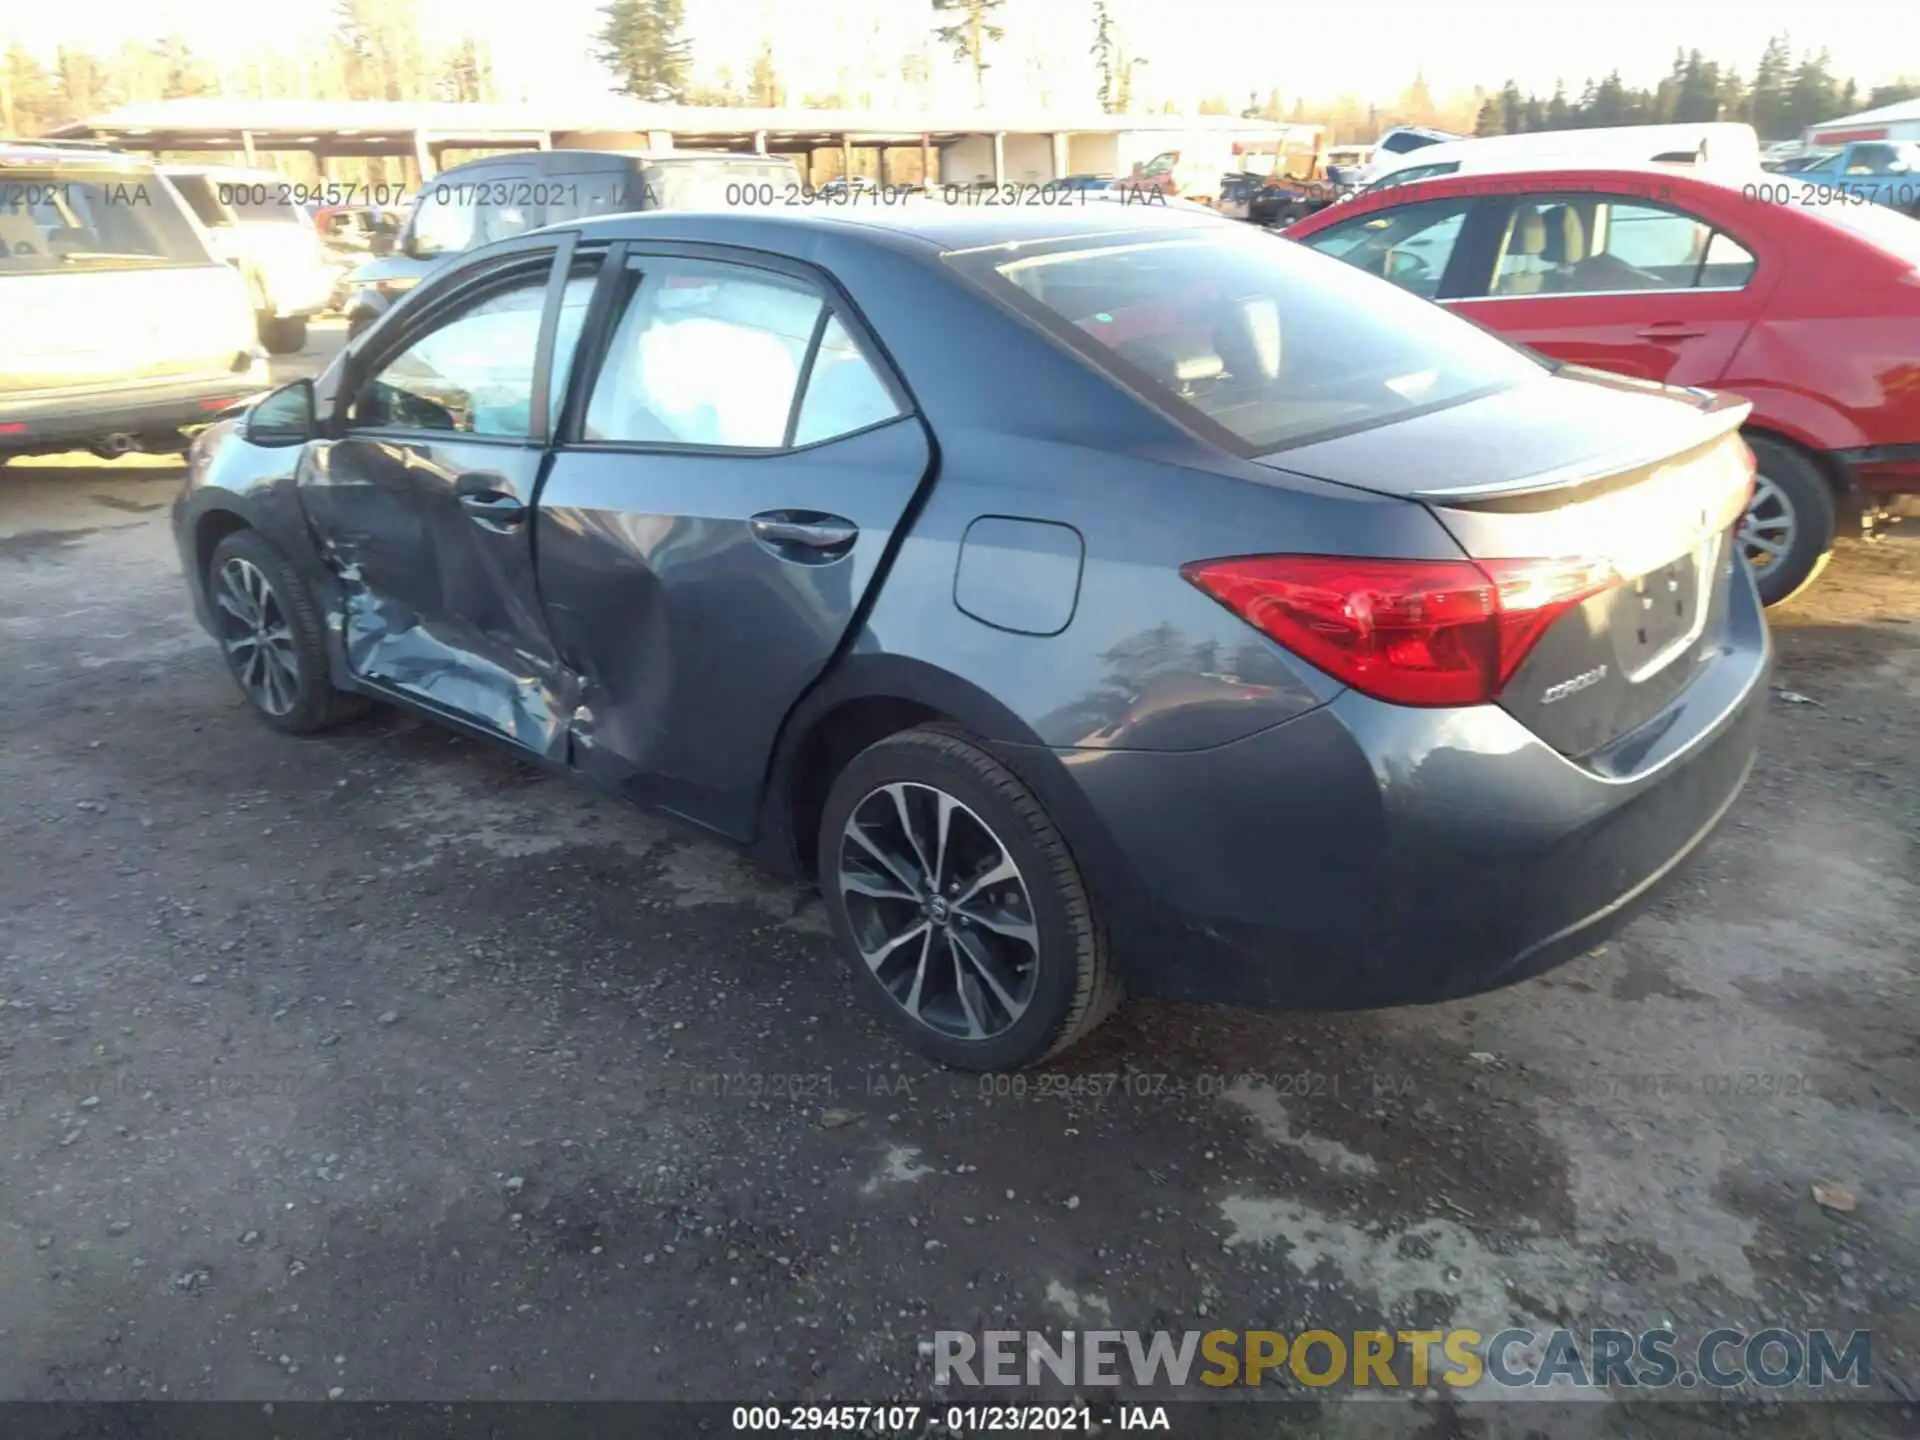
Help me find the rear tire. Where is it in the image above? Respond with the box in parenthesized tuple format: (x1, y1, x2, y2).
(207, 529, 367, 735)
(1741, 434, 1835, 607)
(258, 315, 308, 355)
(818, 726, 1121, 1071)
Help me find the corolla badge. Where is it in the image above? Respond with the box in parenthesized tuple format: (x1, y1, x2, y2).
(1540, 665, 1609, 705)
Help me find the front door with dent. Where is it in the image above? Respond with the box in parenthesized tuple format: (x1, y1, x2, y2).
(298, 240, 598, 754)
(533, 248, 932, 838)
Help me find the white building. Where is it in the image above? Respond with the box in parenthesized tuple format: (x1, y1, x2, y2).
(1803, 97, 1920, 149)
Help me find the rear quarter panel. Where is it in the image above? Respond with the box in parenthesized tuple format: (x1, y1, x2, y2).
(809, 233, 1464, 754)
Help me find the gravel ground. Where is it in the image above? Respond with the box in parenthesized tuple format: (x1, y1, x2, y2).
(1, 325, 1915, 1435)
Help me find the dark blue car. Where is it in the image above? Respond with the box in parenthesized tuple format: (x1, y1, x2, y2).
(173, 204, 1769, 1069)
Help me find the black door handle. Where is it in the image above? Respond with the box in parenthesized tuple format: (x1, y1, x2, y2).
(458, 486, 527, 529)
(750, 512, 858, 552)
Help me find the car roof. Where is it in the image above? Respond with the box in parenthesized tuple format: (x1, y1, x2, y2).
(565, 200, 1226, 255)
(435, 148, 790, 175)
(159, 163, 285, 181)
(0, 140, 152, 168)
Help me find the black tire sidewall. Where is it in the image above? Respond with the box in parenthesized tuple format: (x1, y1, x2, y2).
(207, 530, 337, 734)
(1744, 435, 1835, 607)
(818, 732, 1093, 1072)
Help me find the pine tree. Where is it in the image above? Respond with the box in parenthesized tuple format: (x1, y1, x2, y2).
(931, 0, 1006, 108)
(594, 0, 692, 103)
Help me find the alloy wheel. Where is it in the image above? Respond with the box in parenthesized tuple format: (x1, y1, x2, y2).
(214, 557, 301, 717)
(837, 782, 1040, 1041)
(1739, 473, 1796, 574)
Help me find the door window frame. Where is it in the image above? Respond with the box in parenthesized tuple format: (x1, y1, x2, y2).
(1460, 192, 1761, 303)
(332, 232, 591, 447)
(554, 239, 916, 459)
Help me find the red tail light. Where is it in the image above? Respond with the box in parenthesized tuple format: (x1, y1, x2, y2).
(1182, 554, 1618, 707)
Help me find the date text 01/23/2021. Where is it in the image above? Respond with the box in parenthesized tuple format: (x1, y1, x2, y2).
(729, 1404, 1174, 1433)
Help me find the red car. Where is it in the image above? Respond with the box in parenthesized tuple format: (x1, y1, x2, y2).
(1285, 163, 1920, 603)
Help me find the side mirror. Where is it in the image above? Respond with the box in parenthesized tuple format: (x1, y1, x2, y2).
(243, 379, 317, 448)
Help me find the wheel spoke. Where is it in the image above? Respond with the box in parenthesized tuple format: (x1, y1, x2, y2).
(953, 926, 1029, 1022)
(954, 854, 1019, 910)
(1742, 532, 1787, 559)
(887, 783, 937, 888)
(951, 940, 988, 1040)
(845, 822, 924, 899)
(842, 870, 919, 903)
(901, 927, 935, 1019)
(860, 919, 930, 975)
(215, 586, 254, 625)
(956, 903, 1038, 951)
(929, 791, 957, 892)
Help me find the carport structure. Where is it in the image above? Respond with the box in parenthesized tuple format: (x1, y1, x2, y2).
(48, 98, 1299, 189)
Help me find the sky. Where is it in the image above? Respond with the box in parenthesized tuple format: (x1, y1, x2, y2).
(5, 0, 1908, 115)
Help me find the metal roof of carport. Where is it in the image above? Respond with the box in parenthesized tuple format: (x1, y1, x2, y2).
(48, 98, 1307, 154)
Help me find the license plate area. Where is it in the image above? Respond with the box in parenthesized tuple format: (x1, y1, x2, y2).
(1618, 539, 1713, 682)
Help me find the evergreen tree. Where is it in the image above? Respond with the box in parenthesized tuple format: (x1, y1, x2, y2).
(594, 0, 691, 103)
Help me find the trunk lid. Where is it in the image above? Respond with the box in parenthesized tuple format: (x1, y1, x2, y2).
(1260, 371, 1755, 757)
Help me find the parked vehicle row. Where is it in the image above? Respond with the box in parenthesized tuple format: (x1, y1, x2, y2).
(340, 148, 803, 339)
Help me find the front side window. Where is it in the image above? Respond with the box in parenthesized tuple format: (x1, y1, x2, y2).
(1, 170, 209, 273)
(1489, 197, 1754, 296)
(954, 225, 1543, 454)
(1141, 152, 1176, 177)
(1300, 197, 1471, 299)
(353, 269, 590, 438)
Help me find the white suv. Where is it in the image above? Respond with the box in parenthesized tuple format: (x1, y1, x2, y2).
(163, 165, 338, 354)
(1, 142, 266, 463)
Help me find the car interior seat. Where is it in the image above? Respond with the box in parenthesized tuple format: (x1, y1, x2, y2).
(1496, 209, 1550, 295)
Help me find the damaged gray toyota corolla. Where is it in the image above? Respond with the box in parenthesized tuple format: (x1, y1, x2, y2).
(174, 205, 1770, 1070)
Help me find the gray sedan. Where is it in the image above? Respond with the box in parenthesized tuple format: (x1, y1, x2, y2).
(171, 204, 1769, 1070)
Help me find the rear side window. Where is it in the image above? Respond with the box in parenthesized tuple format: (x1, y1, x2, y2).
(581, 257, 902, 449)
(0, 171, 209, 273)
(1487, 196, 1755, 296)
(584, 259, 823, 448)
(954, 227, 1543, 454)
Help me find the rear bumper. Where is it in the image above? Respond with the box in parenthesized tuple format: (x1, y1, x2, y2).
(1039, 565, 1770, 1010)
(0, 364, 271, 454)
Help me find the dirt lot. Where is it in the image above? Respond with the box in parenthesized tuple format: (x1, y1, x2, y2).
(1, 324, 1915, 1435)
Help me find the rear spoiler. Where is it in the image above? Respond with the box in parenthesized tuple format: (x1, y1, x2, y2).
(1408, 390, 1751, 512)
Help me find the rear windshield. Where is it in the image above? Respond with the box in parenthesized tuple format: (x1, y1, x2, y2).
(0, 169, 210, 274)
(950, 226, 1544, 454)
